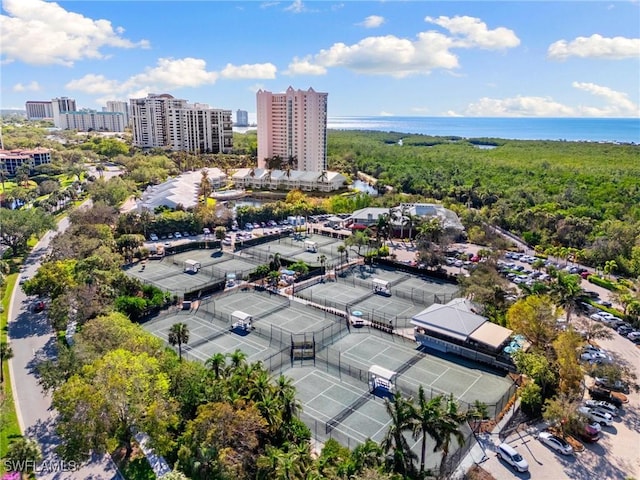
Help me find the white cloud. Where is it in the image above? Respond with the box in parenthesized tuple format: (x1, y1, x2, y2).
(260, 1, 280, 8)
(66, 74, 122, 95)
(425, 15, 520, 49)
(284, 0, 305, 13)
(286, 16, 518, 77)
(461, 83, 639, 117)
(0, 0, 149, 66)
(66, 58, 278, 101)
(12, 81, 40, 92)
(572, 82, 639, 116)
(285, 57, 328, 75)
(220, 63, 277, 79)
(358, 15, 385, 29)
(547, 34, 640, 60)
(379, 111, 394, 116)
(125, 58, 218, 89)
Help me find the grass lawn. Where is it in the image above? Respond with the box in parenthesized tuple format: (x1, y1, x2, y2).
(1, 275, 23, 467)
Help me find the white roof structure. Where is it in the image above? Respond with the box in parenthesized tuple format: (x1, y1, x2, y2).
(137, 169, 226, 211)
(369, 365, 397, 381)
(411, 298, 512, 350)
(349, 203, 463, 231)
(231, 310, 252, 322)
(411, 298, 486, 342)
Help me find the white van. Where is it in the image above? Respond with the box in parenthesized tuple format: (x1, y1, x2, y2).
(497, 443, 529, 473)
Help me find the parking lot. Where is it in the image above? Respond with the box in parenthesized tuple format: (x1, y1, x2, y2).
(478, 314, 640, 480)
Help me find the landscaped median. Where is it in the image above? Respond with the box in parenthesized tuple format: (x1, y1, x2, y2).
(0, 275, 22, 472)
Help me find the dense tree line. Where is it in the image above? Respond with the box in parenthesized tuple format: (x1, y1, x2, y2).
(326, 130, 640, 276)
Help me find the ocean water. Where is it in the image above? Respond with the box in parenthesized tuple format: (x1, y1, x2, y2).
(327, 116, 640, 144)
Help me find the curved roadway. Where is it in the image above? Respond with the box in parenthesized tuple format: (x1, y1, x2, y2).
(8, 214, 122, 479)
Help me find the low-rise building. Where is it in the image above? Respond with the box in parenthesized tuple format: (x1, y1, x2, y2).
(348, 203, 464, 235)
(231, 168, 345, 192)
(136, 169, 226, 211)
(0, 147, 52, 175)
(411, 298, 516, 371)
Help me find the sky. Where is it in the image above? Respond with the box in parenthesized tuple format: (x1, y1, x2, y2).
(1, 0, 639, 119)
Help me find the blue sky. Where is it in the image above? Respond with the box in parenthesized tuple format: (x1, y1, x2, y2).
(1, 0, 639, 119)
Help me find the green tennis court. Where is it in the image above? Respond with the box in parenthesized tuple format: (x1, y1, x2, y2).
(332, 333, 514, 413)
(287, 367, 443, 469)
(142, 310, 281, 364)
(125, 260, 216, 294)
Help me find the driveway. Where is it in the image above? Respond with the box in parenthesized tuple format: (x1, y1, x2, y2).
(8, 217, 122, 479)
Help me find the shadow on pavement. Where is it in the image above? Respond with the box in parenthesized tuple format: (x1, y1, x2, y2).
(8, 308, 52, 339)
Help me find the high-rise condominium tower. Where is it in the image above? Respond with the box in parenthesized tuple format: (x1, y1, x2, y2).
(51, 97, 77, 128)
(256, 87, 327, 172)
(130, 94, 232, 153)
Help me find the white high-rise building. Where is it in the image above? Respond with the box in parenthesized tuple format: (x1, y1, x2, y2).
(51, 97, 77, 128)
(168, 104, 233, 154)
(58, 111, 125, 132)
(130, 94, 187, 148)
(256, 86, 328, 172)
(105, 101, 130, 126)
(25, 101, 53, 120)
(130, 94, 232, 153)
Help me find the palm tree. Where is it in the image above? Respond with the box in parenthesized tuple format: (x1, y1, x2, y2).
(5, 436, 42, 476)
(317, 254, 327, 275)
(337, 244, 346, 266)
(409, 388, 444, 476)
(0, 342, 13, 383)
(274, 375, 300, 425)
(269, 252, 282, 271)
(205, 352, 227, 379)
(228, 348, 247, 369)
(405, 213, 422, 243)
(381, 392, 416, 477)
(550, 271, 582, 323)
(375, 213, 391, 247)
(168, 322, 189, 361)
(435, 396, 468, 479)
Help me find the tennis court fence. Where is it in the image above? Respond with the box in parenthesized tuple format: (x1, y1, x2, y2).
(313, 346, 517, 419)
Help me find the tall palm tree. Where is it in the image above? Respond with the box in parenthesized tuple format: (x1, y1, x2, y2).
(269, 252, 282, 271)
(409, 388, 444, 476)
(550, 271, 582, 323)
(168, 322, 189, 361)
(205, 352, 227, 379)
(274, 375, 300, 425)
(435, 396, 468, 479)
(381, 392, 416, 477)
(337, 244, 346, 266)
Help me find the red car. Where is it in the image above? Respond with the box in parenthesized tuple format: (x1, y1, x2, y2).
(32, 301, 46, 313)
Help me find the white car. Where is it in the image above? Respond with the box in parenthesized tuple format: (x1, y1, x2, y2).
(584, 400, 619, 417)
(537, 431, 573, 455)
(174, 232, 182, 239)
(497, 443, 529, 473)
(578, 406, 613, 426)
(149, 233, 158, 241)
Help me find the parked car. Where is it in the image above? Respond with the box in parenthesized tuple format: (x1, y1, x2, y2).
(588, 386, 625, 407)
(31, 300, 46, 313)
(584, 399, 619, 417)
(149, 233, 158, 241)
(577, 406, 613, 426)
(537, 431, 573, 455)
(174, 232, 182, 239)
(595, 377, 630, 394)
(579, 422, 601, 443)
(497, 443, 529, 473)
(203, 227, 211, 235)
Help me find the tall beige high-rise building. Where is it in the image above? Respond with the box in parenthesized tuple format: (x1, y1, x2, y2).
(256, 86, 328, 172)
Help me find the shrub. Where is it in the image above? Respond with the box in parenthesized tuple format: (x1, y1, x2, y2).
(587, 275, 617, 291)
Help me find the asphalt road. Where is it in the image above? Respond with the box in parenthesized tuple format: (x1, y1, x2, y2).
(8, 215, 122, 479)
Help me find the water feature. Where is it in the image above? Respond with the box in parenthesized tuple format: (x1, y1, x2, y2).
(351, 179, 379, 196)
